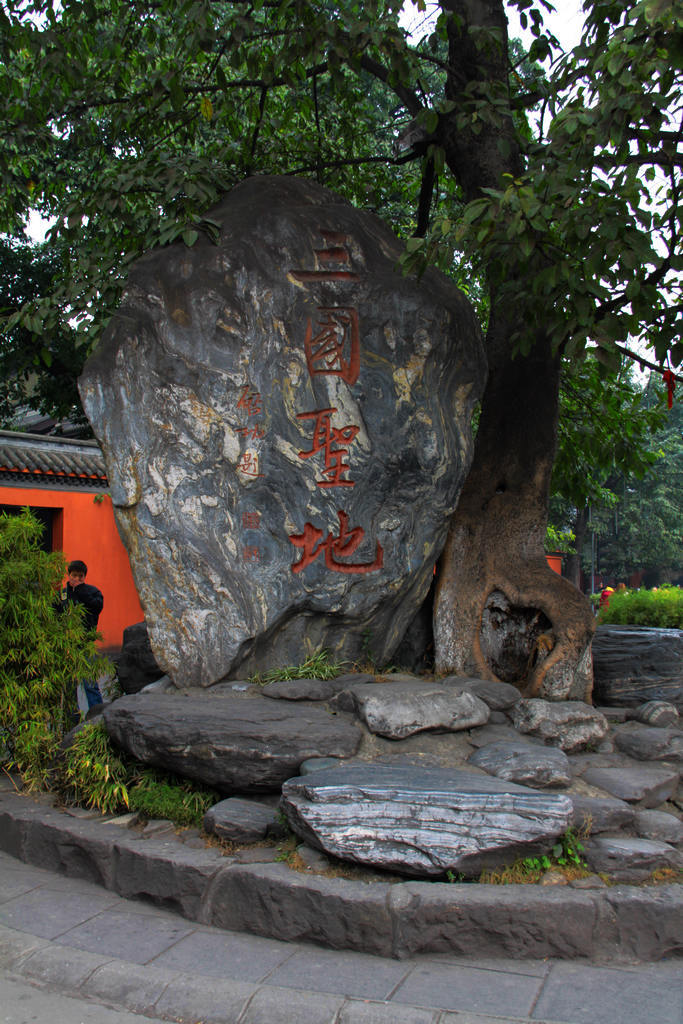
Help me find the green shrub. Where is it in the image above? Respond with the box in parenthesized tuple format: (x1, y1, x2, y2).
(57, 721, 131, 814)
(0, 510, 111, 789)
(598, 586, 683, 628)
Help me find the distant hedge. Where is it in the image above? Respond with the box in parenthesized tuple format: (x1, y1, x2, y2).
(598, 586, 683, 629)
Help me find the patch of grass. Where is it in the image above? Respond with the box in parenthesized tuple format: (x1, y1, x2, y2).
(249, 649, 346, 686)
(56, 722, 131, 814)
(478, 828, 590, 885)
(128, 769, 219, 828)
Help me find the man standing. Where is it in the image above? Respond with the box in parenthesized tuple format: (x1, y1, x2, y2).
(63, 560, 104, 709)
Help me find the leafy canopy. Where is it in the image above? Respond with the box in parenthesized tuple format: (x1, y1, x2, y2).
(0, 0, 680, 408)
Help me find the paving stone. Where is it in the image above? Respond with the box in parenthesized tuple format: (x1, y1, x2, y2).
(18, 942, 112, 987)
(153, 972, 257, 1023)
(0, 886, 120, 940)
(389, 960, 542, 1017)
(150, 926, 294, 981)
(532, 960, 683, 1024)
(240, 985, 345, 1024)
(56, 907, 196, 964)
(337, 1002, 437, 1024)
(0, 921, 48, 966)
(604, 884, 683, 959)
(82, 959, 176, 1014)
(263, 945, 411, 1001)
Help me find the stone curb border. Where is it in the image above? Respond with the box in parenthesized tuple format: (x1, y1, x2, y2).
(1, 789, 681, 963)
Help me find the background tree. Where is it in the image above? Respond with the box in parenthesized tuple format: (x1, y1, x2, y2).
(1, 0, 681, 694)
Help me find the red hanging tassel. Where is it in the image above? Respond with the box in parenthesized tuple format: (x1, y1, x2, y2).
(662, 369, 675, 409)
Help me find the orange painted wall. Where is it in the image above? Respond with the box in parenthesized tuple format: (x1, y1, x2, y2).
(0, 483, 143, 652)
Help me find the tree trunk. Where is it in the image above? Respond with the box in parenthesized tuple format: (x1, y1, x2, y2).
(565, 505, 590, 590)
(432, 0, 595, 700)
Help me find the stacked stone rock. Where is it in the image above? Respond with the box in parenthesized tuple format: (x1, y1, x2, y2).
(102, 676, 682, 883)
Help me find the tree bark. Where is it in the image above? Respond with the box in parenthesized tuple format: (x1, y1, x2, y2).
(432, 0, 595, 699)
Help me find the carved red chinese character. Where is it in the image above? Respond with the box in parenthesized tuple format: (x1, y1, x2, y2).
(304, 307, 360, 385)
(242, 546, 260, 563)
(237, 424, 266, 440)
(242, 511, 261, 529)
(237, 451, 263, 478)
(289, 230, 359, 282)
(290, 510, 383, 575)
(297, 407, 359, 488)
(237, 385, 263, 416)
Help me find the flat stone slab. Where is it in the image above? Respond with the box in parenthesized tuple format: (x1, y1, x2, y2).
(103, 692, 362, 792)
(280, 764, 572, 877)
(613, 724, 683, 763)
(633, 809, 683, 846)
(576, 758, 679, 807)
(467, 741, 571, 788)
(330, 679, 489, 738)
(261, 673, 373, 701)
(567, 793, 635, 834)
(583, 836, 682, 882)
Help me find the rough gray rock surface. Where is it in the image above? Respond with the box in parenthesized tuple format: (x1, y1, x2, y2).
(203, 798, 284, 843)
(568, 794, 635, 834)
(330, 678, 490, 738)
(575, 757, 680, 807)
(510, 699, 609, 753)
(633, 809, 683, 846)
(613, 723, 683, 763)
(280, 763, 572, 877)
(115, 621, 164, 695)
(631, 700, 680, 727)
(79, 175, 485, 687)
(592, 626, 683, 707)
(583, 836, 682, 882)
(468, 741, 571, 788)
(442, 676, 522, 710)
(102, 692, 362, 792)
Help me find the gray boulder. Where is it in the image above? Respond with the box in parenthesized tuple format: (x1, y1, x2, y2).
(442, 676, 522, 710)
(80, 175, 485, 687)
(613, 724, 683, 763)
(102, 692, 362, 792)
(510, 699, 609, 753)
(280, 763, 572, 877)
(576, 757, 680, 807)
(204, 798, 285, 843)
(468, 741, 571, 788)
(631, 701, 680, 727)
(583, 836, 682, 882)
(115, 621, 165, 695)
(331, 677, 490, 738)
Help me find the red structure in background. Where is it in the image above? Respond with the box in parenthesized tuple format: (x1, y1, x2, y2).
(0, 430, 143, 654)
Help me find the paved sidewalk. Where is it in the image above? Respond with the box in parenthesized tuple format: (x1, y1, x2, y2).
(0, 851, 681, 1024)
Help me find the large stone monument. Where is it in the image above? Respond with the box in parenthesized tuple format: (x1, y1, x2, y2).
(80, 176, 485, 686)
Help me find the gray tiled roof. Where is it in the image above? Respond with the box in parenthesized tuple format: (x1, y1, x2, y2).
(0, 430, 108, 489)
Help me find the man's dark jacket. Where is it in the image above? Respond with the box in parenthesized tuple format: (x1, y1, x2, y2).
(65, 582, 103, 632)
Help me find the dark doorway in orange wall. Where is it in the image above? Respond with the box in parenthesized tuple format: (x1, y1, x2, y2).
(0, 504, 59, 553)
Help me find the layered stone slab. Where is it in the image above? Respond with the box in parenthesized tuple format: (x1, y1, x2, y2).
(103, 692, 362, 792)
(592, 626, 683, 707)
(280, 764, 572, 877)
